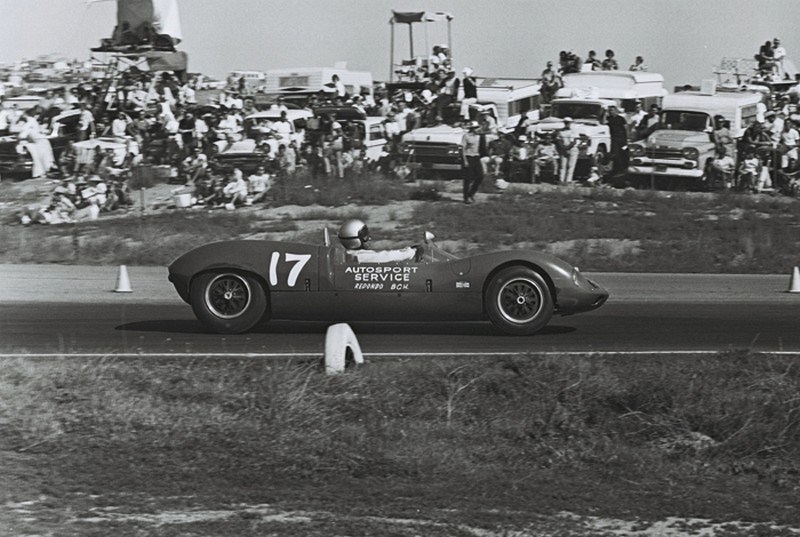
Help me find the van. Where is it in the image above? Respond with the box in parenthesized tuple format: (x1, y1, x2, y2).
(627, 90, 763, 181)
(466, 77, 541, 129)
(264, 65, 374, 105)
(229, 70, 267, 92)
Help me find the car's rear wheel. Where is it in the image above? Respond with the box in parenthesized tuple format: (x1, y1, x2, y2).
(190, 271, 267, 334)
(485, 267, 553, 335)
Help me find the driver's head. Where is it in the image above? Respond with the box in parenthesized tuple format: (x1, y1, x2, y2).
(338, 219, 370, 249)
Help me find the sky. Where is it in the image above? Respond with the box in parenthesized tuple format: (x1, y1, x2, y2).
(2, 0, 800, 91)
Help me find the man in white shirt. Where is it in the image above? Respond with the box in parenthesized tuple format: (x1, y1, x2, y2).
(271, 111, 292, 142)
(780, 119, 799, 168)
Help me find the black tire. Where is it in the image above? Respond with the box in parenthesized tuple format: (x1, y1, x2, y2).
(190, 271, 267, 334)
(485, 267, 553, 336)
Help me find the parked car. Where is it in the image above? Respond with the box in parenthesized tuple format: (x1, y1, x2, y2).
(168, 230, 609, 336)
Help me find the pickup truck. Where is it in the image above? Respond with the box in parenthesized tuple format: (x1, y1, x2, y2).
(397, 102, 499, 174)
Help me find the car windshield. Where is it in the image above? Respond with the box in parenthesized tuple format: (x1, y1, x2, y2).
(551, 102, 603, 121)
(660, 111, 710, 132)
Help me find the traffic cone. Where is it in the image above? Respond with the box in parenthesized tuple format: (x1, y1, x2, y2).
(114, 265, 133, 293)
(788, 266, 800, 294)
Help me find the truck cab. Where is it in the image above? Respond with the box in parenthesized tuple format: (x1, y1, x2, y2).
(528, 96, 615, 164)
(397, 103, 499, 172)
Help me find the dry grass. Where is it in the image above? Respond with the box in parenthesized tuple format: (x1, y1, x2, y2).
(2, 352, 799, 535)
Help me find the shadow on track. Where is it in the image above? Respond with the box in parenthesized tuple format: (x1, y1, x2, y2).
(116, 320, 578, 337)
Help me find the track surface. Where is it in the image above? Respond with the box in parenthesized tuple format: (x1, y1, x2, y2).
(2, 265, 799, 355)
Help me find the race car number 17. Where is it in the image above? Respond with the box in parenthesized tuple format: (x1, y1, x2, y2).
(269, 252, 311, 287)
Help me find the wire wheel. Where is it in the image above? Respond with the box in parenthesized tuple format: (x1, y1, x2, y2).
(497, 277, 544, 324)
(485, 267, 553, 336)
(204, 273, 252, 319)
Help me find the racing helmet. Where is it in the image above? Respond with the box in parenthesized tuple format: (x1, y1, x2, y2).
(338, 219, 371, 249)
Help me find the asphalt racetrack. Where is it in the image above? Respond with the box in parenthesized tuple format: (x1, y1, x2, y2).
(2, 265, 800, 356)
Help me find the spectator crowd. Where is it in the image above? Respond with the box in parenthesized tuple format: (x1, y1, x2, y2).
(6, 40, 800, 225)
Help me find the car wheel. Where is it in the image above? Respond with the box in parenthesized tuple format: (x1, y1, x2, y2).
(190, 271, 267, 334)
(485, 267, 553, 335)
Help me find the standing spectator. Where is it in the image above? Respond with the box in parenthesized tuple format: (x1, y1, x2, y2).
(629, 56, 648, 71)
(601, 49, 619, 71)
(178, 111, 197, 155)
(460, 67, 478, 120)
(272, 111, 292, 143)
(636, 104, 661, 140)
(437, 69, 460, 122)
(0, 101, 10, 135)
(247, 165, 272, 203)
(773, 38, 787, 79)
(461, 121, 484, 203)
(17, 110, 55, 178)
(77, 102, 95, 141)
(626, 102, 646, 136)
(607, 105, 628, 174)
(556, 117, 579, 183)
(111, 112, 129, 138)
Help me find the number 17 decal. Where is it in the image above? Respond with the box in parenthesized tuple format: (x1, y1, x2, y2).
(269, 252, 312, 287)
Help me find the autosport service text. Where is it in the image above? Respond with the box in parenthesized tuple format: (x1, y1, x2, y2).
(345, 266, 419, 290)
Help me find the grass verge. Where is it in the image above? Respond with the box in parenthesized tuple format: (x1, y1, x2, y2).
(2, 351, 799, 535)
(2, 173, 799, 272)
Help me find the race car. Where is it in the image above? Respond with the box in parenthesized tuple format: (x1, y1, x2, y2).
(168, 230, 609, 336)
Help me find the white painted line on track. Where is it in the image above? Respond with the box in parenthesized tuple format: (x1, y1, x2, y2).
(2, 351, 800, 358)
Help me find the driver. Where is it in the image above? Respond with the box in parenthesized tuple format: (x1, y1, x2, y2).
(338, 219, 422, 263)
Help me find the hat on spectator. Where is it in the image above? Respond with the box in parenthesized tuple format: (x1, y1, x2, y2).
(88, 175, 104, 182)
(467, 120, 480, 129)
(563, 117, 573, 123)
(766, 110, 776, 118)
(54, 186, 69, 195)
(462, 67, 473, 77)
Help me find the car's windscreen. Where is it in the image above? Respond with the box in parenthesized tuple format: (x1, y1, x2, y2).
(551, 103, 603, 121)
(660, 111, 710, 132)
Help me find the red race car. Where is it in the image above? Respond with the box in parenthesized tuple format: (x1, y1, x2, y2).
(168, 228, 608, 336)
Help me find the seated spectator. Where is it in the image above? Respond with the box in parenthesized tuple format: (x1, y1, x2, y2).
(583, 50, 601, 72)
(182, 147, 208, 185)
(247, 166, 272, 203)
(222, 168, 249, 207)
(779, 118, 799, 169)
(533, 133, 559, 181)
(483, 134, 512, 178)
(709, 146, 736, 189)
(629, 56, 647, 71)
(738, 149, 764, 191)
(601, 49, 619, 71)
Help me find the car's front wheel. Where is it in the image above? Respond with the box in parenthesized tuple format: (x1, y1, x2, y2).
(485, 267, 553, 335)
(190, 271, 267, 334)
